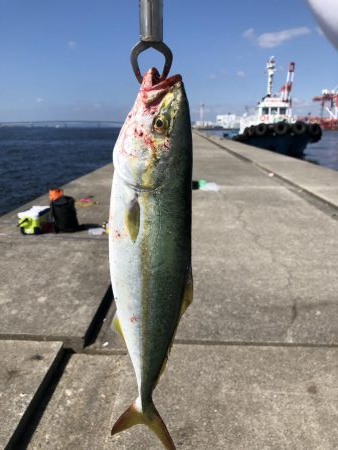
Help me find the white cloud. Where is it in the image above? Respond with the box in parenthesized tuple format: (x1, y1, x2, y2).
(243, 27, 311, 48)
(237, 70, 245, 77)
(258, 27, 311, 48)
(68, 40, 78, 50)
(242, 28, 255, 39)
(209, 74, 217, 80)
(36, 97, 44, 103)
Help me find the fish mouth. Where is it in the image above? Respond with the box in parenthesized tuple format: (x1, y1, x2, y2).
(113, 69, 183, 191)
(141, 68, 182, 106)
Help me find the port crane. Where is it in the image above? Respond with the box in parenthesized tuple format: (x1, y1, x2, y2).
(313, 87, 338, 129)
(280, 62, 295, 102)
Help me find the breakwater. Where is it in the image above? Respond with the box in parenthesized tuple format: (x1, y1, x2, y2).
(1, 132, 338, 449)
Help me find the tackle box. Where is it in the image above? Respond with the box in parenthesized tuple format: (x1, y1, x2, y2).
(18, 206, 52, 235)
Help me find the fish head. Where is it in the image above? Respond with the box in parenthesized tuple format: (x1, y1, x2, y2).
(113, 68, 190, 191)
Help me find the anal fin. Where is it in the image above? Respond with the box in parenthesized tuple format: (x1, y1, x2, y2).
(112, 312, 125, 343)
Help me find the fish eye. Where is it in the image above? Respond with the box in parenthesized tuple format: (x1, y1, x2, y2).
(153, 115, 168, 134)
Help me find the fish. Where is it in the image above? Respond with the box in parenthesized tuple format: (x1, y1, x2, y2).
(109, 67, 193, 449)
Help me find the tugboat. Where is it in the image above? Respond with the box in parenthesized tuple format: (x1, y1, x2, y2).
(234, 57, 322, 158)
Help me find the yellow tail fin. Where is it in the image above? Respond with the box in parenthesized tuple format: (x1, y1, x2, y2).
(111, 399, 176, 450)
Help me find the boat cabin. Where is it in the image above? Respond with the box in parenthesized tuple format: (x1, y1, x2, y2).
(257, 97, 292, 124)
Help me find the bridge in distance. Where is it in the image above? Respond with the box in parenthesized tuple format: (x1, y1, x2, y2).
(0, 120, 123, 128)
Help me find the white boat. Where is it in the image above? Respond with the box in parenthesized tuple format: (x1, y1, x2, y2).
(235, 57, 322, 157)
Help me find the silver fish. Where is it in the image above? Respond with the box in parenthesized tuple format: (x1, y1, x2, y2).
(109, 68, 193, 449)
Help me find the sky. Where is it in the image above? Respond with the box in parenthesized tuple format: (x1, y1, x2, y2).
(0, 0, 337, 123)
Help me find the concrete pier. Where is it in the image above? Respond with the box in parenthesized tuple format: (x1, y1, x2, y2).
(1, 131, 338, 449)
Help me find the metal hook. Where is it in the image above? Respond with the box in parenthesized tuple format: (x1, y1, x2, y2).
(130, 0, 173, 83)
(139, 0, 163, 42)
(130, 40, 173, 83)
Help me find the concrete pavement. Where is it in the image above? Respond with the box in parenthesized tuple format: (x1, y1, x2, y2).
(1, 131, 338, 449)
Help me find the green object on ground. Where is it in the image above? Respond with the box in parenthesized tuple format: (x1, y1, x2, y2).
(17, 206, 51, 235)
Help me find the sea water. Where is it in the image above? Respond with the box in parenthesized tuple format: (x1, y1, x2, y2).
(0, 127, 337, 217)
(0, 127, 120, 216)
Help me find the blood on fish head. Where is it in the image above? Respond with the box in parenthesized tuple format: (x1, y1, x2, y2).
(113, 68, 187, 190)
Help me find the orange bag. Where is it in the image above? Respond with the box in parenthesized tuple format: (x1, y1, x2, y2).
(49, 188, 64, 202)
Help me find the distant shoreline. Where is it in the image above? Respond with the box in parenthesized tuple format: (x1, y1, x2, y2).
(0, 121, 123, 129)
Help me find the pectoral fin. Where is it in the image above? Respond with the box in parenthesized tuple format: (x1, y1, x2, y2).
(124, 196, 140, 242)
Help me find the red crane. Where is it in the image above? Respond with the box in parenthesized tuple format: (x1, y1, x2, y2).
(280, 62, 295, 102)
(313, 88, 338, 130)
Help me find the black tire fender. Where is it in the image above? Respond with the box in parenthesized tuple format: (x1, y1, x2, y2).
(243, 127, 250, 137)
(308, 123, 322, 141)
(292, 121, 306, 135)
(248, 125, 256, 136)
(274, 121, 289, 135)
(256, 123, 268, 136)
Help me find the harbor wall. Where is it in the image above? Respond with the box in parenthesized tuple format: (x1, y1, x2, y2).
(1, 133, 338, 449)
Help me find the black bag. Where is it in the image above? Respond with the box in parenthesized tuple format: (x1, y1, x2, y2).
(50, 195, 81, 233)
